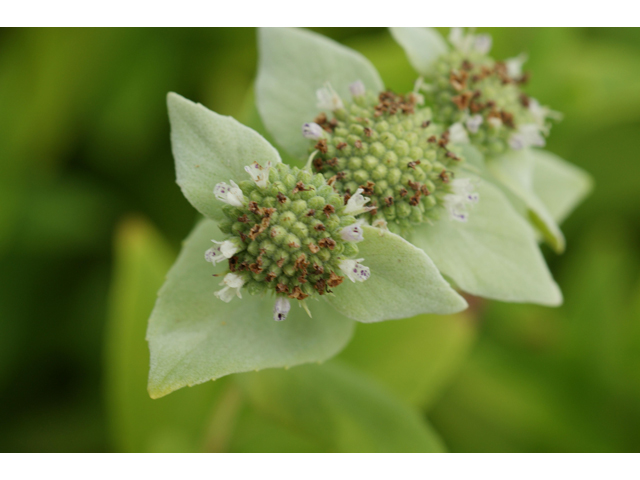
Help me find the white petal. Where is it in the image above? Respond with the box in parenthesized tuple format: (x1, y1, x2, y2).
(244, 161, 271, 189)
(273, 296, 291, 321)
(474, 34, 492, 55)
(212, 239, 240, 259)
(214, 286, 236, 303)
(510, 124, 545, 150)
(204, 244, 225, 265)
(344, 188, 372, 215)
(449, 122, 469, 144)
(316, 83, 344, 111)
(506, 53, 528, 78)
(339, 219, 365, 243)
(349, 80, 366, 98)
(465, 114, 483, 134)
(214, 180, 246, 207)
(222, 272, 245, 289)
(339, 258, 371, 283)
(302, 122, 324, 140)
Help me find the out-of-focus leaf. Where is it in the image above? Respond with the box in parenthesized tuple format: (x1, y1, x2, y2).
(389, 27, 449, 75)
(327, 226, 468, 322)
(338, 312, 477, 409)
(146, 219, 355, 399)
(236, 361, 446, 452)
(412, 179, 562, 306)
(105, 217, 224, 452)
(256, 27, 384, 158)
(167, 93, 281, 222)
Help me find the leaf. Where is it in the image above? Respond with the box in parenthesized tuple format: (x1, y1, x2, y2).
(236, 361, 446, 452)
(146, 219, 355, 399)
(105, 217, 224, 452)
(167, 92, 281, 222)
(389, 27, 449, 76)
(530, 149, 593, 225)
(412, 179, 562, 306)
(487, 149, 566, 253)
(327, 226, 468, 322)
(338, 312, 477, 409)
(256, 27, 384, 159)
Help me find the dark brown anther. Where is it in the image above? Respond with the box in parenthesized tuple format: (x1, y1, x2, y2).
(292, 181, 311, 194)
(248, 224, 262, 240)
(276, 257, 286, 268)
(461, 60, 474, 71)
(260, 207, 275, 218)
(277, 192, 287, 204)
(407, 160, 421, 169)
(265, 272, 277, 283)
(354, 140, 363, 149)
(308, 243, 320, 254)
(314, 223, 326, 232)
(312, 263, 324, 275)
(364, 127, 372, 137)
(452, 91, 473, 110)
(449, 70, 468, 91)
(323, 204, 335, 217)
(336, 171, 346, 181)
(399, 187, 408, 198)
(298, 276, 307, 284)
(248, 201, 260, 214)
(407, 180, 421, 191)
(428, 135, 437, 143)
(327, 157, 338, 167)
(369, 206, 378, 215)
(314, 112, 327, 125)
(305, 209, 316, 217)
(500, 111, 515, 129)
(420, 185, 431, 196)
(314, 278, 327, 295)
(293, 254, 309, 274)
(421, 121, 431, 128)
(327, 271, 344, 287)
(445, 151, 460, 161)
(336, 142, 347, 150)
(318, 238, 336, 250)
(239, 232, 248, 243)
(327, 175, 337, 186)
(276, 283, 289, 294)
(409, 192, 422, 206)
(519, 93, 530, 107)
(228, 256, 239, 272)
(343, 192, 352, 205)
(237, 214, 249, 223)
(439, 169, 452, 183)
(312, 156, 324, 171)
(288, 286, 309, 300)
(469, 101, 484, 114)
(361, 180, 375, 196)
(384, 196, 394, 207)
(287, 241, 299, 249)
(249, 262, 263, 274)
(315, 139, 328, 154)
(238, 261, 249, 272)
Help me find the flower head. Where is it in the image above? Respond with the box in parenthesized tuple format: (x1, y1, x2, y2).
(244, 161, 272, 189)
(214, 180, 246, 207)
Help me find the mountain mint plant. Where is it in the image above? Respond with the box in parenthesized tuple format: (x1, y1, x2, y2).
(255, 27, 570, 306)
(145, 92, 468, 398)
(389, 27, 592, 253)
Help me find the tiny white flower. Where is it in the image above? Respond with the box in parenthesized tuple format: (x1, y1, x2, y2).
(244, 161, 271, 189)
(505, 52, 528, 78)
(273, 296, 291, 322)
(465, 114, 483, 134)
(449, 28, 492, 55)
(509, 123, 546, 150)
(214, 180, 246, 207)
(214, 273, 245, 303)
(205, 239, 240, 265)
(443, 178, 479, 223)
(344, 188, 373, 215)
(339, 219, 365, 243)
(372, 218, 388, 235)
(302, 122, 324, 140)
(473, 34, 492, 55)
(448, 28, 466, 51)
(339, 258, 371, 283)
(316, 82, 344, 111)
(528, 98, 562, 128)
(449, 122, 469, 144)
(349, 80, 366, 98)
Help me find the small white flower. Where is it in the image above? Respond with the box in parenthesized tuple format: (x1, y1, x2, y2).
(316, 82, 344, 111)
(273, 296, 291, 322)
(214, 180, 246, 207)
(528, 98, 562, 129)
(244, 161, 271, 189)
(214, 273, 245, 303)
(465, 114, 483, 134)
(509, 123, 546, 150)
(205, 239, 240, 265)
(443, 178, 479, 223)
(302, 122, 324, 140)
(449, 28, 492, 55)
(449, 122, 469, 144)
(339, 219, 365, 243)
(506, 53, 528, 78)
(372, 218, 388, 235)
(474, 34, 492, 55)
(339, 258, 371, 283)
(344, 188, 373, 215)
(349, 80, 366, 98)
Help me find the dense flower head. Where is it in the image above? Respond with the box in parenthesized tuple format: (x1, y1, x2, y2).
(306, 86, 469, 237)
(423, 29, 559, 156)
(210, 162, 370, 319)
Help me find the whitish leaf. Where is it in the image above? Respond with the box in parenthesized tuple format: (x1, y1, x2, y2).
(256, 27, 384, 159)
(530, 149, 593, 224)
(146, 219, 355, 399)
(412, 179, 562, 306)
(389, 27, 449, 75)
(167, 93, 281, 222)
(487, 149, 566, 253)
(236, 361, 446, 452)
(327, 226, 468, 323)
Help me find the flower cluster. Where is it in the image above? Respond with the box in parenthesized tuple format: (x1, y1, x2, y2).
(422, 28, 561, 156)
(303, 82, 478, 236)
(207, 161, 370, 321)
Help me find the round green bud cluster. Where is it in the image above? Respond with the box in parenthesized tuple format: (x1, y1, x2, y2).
(309, 90, 465, 237)
(217, 163, 360, 301)
(425, 49, 554, 155)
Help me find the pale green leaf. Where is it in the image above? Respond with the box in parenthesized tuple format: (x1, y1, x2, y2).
(412, 179, 562, 306)
(167, 92, 281, 222)
(236, 361, 446, 452)
(338, 312, 477, 409)
(256, 27, 384, 159)
(389, 27, 449, 76)
(487, 149, 566, 253)
(530, 149, 593, 224)
(105, 217, 224, 452)
(146, 219, 355, 399)
(327, 226, 468, 323)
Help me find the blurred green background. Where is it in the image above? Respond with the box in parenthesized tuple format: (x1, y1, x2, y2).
(1, 28, 639, 452)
